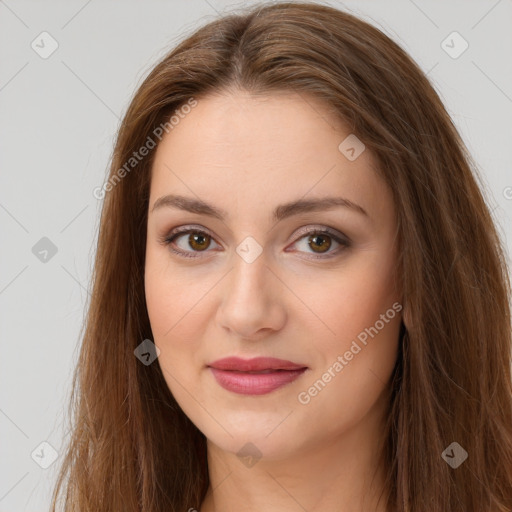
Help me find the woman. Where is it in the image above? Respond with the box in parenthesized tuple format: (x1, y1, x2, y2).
(50, 2, 512, 511)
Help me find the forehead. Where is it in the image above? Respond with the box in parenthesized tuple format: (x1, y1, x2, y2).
(149, 90, 391, 224)
(154, 90, 348, 163)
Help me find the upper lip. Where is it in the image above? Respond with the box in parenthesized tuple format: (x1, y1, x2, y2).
(208, 357, 307, 372)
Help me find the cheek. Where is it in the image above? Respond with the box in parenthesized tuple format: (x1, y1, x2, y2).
(289, 248, 399, 347)
(145, 245, 208, 338)
(292, 249, 400, 420)
(144, 271, 204, 406)
(144, 249, 219, 381)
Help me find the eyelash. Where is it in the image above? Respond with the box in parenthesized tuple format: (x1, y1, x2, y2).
(159, 225, 350, 260)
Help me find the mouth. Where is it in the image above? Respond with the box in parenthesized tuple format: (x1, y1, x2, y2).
(207, 357, 308, 395)
(208, 356, 307, 372)
(228, 369, 292, 374)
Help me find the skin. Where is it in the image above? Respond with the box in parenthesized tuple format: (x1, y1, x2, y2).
(144, 89, 402, 512)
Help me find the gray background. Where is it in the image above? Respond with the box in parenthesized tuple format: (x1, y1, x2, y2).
(1, 0, 511, 510)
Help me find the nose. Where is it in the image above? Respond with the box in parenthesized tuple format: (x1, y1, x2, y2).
(216, 250, 287, 341)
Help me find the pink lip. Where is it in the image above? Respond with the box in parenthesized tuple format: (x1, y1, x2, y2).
(208, 357, 308, 395)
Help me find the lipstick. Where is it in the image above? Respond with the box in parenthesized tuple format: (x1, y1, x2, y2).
(208, 357, 308, 395)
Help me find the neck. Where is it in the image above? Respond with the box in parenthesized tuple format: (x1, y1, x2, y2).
(200, 388, 392, 512)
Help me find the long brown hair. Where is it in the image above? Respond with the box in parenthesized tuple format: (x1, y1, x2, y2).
(49, 2, 512, 510)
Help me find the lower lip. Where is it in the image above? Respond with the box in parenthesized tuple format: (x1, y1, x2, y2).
(209, 367, 307, 395)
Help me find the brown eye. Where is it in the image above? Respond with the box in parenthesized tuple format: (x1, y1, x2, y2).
(307, 233, 332, 253)
(290, 227, 350, 259)
(162, 228, 221, 258)
(162, 226, 349, 260)
(187, 232, 211, 251)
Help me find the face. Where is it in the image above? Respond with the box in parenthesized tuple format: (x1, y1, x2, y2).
(144, 89, 402, 460)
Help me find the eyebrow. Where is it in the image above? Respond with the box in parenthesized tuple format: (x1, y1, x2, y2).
(150, 194, 369, 223)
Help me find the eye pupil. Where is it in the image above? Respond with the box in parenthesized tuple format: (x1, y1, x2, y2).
(308, 234, 331, 253)
(189, 233, 210, 251)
